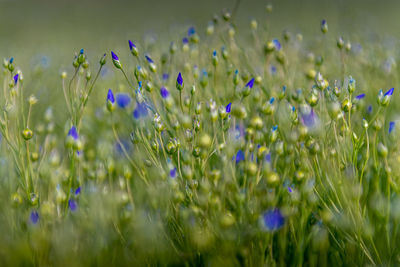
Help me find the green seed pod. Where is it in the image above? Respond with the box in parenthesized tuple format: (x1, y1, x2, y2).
(199, 133, 212, 148)
(377, 143, 388, 158)
(246, 162, 258, 176)
(266, 172, 280, 187)
(341, 98, 352, 112)
(22, 128, 33, 140)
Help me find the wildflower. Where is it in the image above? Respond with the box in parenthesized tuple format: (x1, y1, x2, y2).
(107, 89, 115, 112)
(380, 88, 394, 106)
(22, 128, 33, 140)
(68, 126, 79, 140)
(111, 51, 122, 69)
(99, 53, 106, 66)
(212, 50, 218, 66)
(116, 93, 132, 108)
(162, 73, 169, 81)
(176, 72, 184, 91)
(170, 168, 177, 178)
(145, 55, 154, 64)
(75, 187, 81, 196)
(246, 78, 255, 89)
(30, 210, 39, 224)
(226, 103, 232, 113)
(68, 199, 78, 212)
(262, 208, 285, 231)
(272, 39, 281, 51)
(129, 40, 138, 56)
(288, 187, 293, 193)
(355, 93, 365, 100)
(235, 150, 245, 163)
(188, 27, 196, 37)
(367, 105, 373, 114)
(133, 102, 148, 119)
(389, 121, 395, 134)
(160, 87, 170, 99)
(300, 107, 319, 129)
(145, 55, 157, 72)
(13, 74, 18, 85)
(321, 19, 328, 33)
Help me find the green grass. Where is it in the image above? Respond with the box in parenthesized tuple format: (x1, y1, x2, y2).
(0, 1, 400, 266)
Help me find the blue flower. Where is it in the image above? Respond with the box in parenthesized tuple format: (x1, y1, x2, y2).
(269, 97, 275, 104)
(265, 153, 271, 162)
(177, 72, 183, 87)
(188, 27, 196, 36)
(170, 168, 177, 178)
(160, 87, 170, 99)
(262, 208, 285, 231)
(128, 40, 136, 51)
(287, 187, 293, 193)
(384, 88, 394, 96)
(367, 105, 373, 114)
(246, 78, 255, 88)
(145, 55, 154, 64)
(68, 199, 78, 212)
(272, 39, 281, 51)
(80, 49, 84, 54)
(389, 121, 395, 134)
(133, 102, 148, 119)
(226, 103, 232, 113)
(68, 126, 79, 140)
(75, 187, 81, 196)
(182, 37, 189, 44)
(355, 93, 365, 100)
(272, 125, 278, 131)
(162, 73, 169, 81)
(13, 74, 18, 85)
(107, 89, 115, 104)
(270, 65, 277, 74)
(30, 210, 39, 224)
(116, 93, 132, 108)
(321, 19, 327, 26)
(111, 51, 119, 61)
(9, 57, 14, 64)
(212, 50, 217, 57)
(235, 150, 245, 163)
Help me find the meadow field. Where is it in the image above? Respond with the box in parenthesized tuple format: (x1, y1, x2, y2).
(1, 0, 400, 265)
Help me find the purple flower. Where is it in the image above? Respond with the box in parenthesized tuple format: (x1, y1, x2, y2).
(133, 102, 148, 119)
(68, 199, 78, 212)
(145, 55, 154, 64)
(116, 93, 132, 108)
(288, 187, 293, 193)
(301, 109, 319, 128)
(355, 93, 365, 100)
(182, 37, 189, 44)
(321, 19, 327, 26)
(30, 210, 39, 224)
(177, 72, 183, 87)
(170, 168, 177, 178)
(128, 40, 136, 51)
(246, 78, 255, 88)
(265, 153, 271, 162)
(272, 39, 281, 51)
(226, 103, 232, 113)
(188, 27, 196, 36)
(111, 51, 119, 61)
(107, 89, 115, 104)
(68, 126, 79, 140)
(13, 74, 18, 85)
(75, 187, 81, 196)
(162, 73, 169, 81)
(389, 121, 395, 134)
(235, 150, 245, 163)
(262, 208, 285, 231)
(367, 105, 373, 114)
(384, 88, 394, 96)
(160, 87, 170, 98)
(270, 65, 277, 74)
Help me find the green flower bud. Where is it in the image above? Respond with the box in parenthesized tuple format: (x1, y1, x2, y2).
(22, 128, 33, 140)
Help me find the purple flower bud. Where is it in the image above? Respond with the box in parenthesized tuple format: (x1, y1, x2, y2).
(111, 51, 119, 61)
(107, 89, 115, 104)
(188, 27, 196, 36)
(160, 87, 170, 99)
(68, 126, 79, 140)
(170, 168, 177, 178)
(226, 103, 232, 113)
(68, 199, 77, 212)
(355, 93, 365, 100)
(177, 72, 183, 86)
(30, 210, 39, 224)
(384, 88, 394, 96)
(246, 78, 255, 88)
(13, 74, 18, 85)
(389, 121, 395, 134)
(128, 40, 136, 51)
(235, 150, 245, 163)
(262, 208, 285, 231)
(116, 93, 132, 108)
(145, 55, 154, 64)
(182, 37, 189, 44)
(272, 39, 281, 51)
(75, 187, 81, 196)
